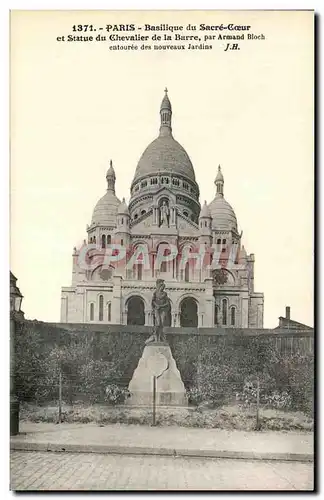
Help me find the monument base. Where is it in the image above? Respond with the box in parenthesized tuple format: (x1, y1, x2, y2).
(127, 343, 188, 407)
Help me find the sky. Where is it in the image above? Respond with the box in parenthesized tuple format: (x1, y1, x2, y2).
(10, 10, 314, 328)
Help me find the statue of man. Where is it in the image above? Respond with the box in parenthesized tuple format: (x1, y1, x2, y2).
(160, 201, 169, 227)
(145, 279, 171, 344)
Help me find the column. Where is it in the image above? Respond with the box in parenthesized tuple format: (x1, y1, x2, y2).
(60, 296, 68, 322)
(204, 278, 214, 327)
(170, 206, 177, 227)
(152, 206, 159, 226)
(241, 292, 249, 328)
(112, 276, 122, 324)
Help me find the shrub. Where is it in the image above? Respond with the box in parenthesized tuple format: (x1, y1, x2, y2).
(78, 360, 122, 403)
(15, 319, 313, 416)
(104, 384, 130, 405)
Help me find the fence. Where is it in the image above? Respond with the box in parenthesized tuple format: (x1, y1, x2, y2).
(17, 369, 313, 432)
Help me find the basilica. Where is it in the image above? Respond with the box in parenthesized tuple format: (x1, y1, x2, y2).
(60, 90, 264, 328)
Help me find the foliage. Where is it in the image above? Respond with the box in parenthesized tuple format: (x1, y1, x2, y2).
(19, 402, 314, 432)
(186, 340, 314, 416)
(15, 319, 313, 417)
(104, 384, 130, 405)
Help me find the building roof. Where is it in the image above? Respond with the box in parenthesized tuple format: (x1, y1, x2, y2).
(199, 200, 211, 218)
(132, 90, 196, 184)
(274, 317, 313, 330)
(117, 197, 129, 215)
(133, 136, 196, 184)
(215, 165, 224, 183)
(91, 162, 121, 225)
(209, 195, 237, 230)
(209, 166, 237, 231)
(91, 192, 121, 225)
(274, 306, 313, 330)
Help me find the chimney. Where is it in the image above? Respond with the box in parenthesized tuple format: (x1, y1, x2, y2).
(285, 306, 291, 320)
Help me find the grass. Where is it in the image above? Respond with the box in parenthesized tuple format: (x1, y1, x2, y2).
(19, 402, 313, 432)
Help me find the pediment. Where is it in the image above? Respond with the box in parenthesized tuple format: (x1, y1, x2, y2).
(154, 187, 177, 205)
(130, 211, 153, 234)
(177, 214, 199, 236)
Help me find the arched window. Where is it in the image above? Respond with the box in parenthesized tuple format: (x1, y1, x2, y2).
(204, 221, 207, 227)
(90, 303, 94, 321)
(141, 210, 146, 216)
(102, 234, 106, 249)
(108, 302, 111, 322)
(89, 237, 93, 243)
(184, 262, 190, 282)
(127, 296, 145, 325)
(180, 297, 198, 327)
(121, 239, 124, 246)
(214, 304, 219, 326)
(107, 234, 111, 244)
(121, 217, 124, 225)
(99, 295, 104, 321)
(160, 246, 170, 273)
(137, 263, 143, 281)
(222, 299, 227, 326)
(183, 211, 189, 218)
(222, 239, 226, 253)
(161, 260, 167, 273)
(134, 214, 138, 220)
(217, 238, 221, 245)
(93, 236, 96, 244)
(230, 306, 236, 326)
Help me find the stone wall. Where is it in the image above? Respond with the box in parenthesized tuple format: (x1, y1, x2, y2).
(14, 319, 314, 405)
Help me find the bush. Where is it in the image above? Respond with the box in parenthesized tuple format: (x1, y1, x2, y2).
(186, 342, 314, 415)
(78, 360, 122, 403)
(15, 319, 313, 417)
(104, 384, 130, 405)
(19, 402, 314, 432)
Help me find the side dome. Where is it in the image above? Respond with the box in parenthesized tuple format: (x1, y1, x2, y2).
(91, 192, 121, 225)
(91, 160, 121, 225)
(131, 89, 196, 185)
(209, 165, 238, 231)
(209, 196, 237, 230)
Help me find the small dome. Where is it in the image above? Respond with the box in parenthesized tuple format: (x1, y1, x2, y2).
(199, 200, 211, 218)
(106, 163, 116, 179)
(209, 196, 237, 231)
(117, 197, 129, 215)
(161, 88, 172, 111)
(91, 191, 121, 225)
(215, 165, 224, 183)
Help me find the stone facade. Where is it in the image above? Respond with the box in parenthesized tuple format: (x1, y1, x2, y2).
(61, 90, 264, 328)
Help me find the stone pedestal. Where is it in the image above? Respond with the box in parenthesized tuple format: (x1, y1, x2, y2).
(127, 343, 187, 407)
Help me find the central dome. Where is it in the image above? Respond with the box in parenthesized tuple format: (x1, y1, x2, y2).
(133, 135, 196, 183)
(132, 89, 196, 185)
